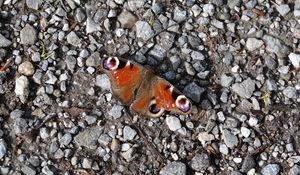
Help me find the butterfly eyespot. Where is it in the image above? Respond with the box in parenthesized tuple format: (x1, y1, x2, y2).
(103, 56, 119, 71)
(175, 95, 191, 113)
(149, 103, 161, 114)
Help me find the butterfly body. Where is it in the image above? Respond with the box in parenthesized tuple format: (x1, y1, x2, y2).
(100, 56, 192, 118)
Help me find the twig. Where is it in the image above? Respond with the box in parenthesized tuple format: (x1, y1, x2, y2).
(0, 59, 12, 73)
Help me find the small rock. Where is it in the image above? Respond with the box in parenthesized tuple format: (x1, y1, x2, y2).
(198, 132, 215, 144)
(42, 166, 54, 175)
(261, 164, 280, 175)
(0, 139, 7, 159)
(21, 164, 36, 175)
(96, 74, 111, 91)
(10, 109, 24, 119)
(0, 34, 12, 47)
(203, 3, 215, 16)
(123, 126, 137, 141)
(246, 38, 264, 51)
(165, 116, 181, 131)
(289, 53, 300, 68)
(67, 31, 81, 47)
(26, 0, 42, 10)
(276, 4, 290, 16)
(45, 71, 58, 85)
(283, 86, 297, 98)
(149, 45, 166, 61)
(66, 56, 76, 72)
(20, 24, 37, 45)
(219, 144, 229, 155)
(241, 156, 256, 173)
(86, 52, 100, 67)
(135, 21, 154, 41)
(159, 161, 186, 175)
(191, 51, 205, 61)
(241, 127, 251, 138)
(227, 0, 242, 9)
(190, 153, 210, 171)
(173, 6, 187, 22)
(183, 82, 205, 103)
(86, 17, 100, 33)
(232, 78, 255, 99)
(108, 105, 123, 119)
(74, 126, 103, 149)
(289, 165, 300, 175)
(18, 61, 35, 76)
(59, 133, 72, 145)
(127, 0, 145, 11)
(118, 10, 137, 28)
(222, 129, 238, 148)
(220, 74, 234, 87)
(82, 158, 92, 169)
(15, 75, 30, 103)
(263, 35, 291, 57)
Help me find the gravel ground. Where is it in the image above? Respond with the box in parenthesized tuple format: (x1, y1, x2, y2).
(0, 0, 300, 174)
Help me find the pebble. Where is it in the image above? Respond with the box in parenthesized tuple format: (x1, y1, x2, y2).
(183, 82, 205, 103)
(127, 0, 145, 11)
(149, 45, 166, 61)
(108, 105, 123, 119)
(86, 17, 100, 33)
(20, 24, 37, 45)
(118, 10, 137, 28)
(262, 35, 291, 57)
(135, 21, 154, 41)
(10, 109, 24, 119)
(42, 165, 54, 175)
(173, 6, 187, 22)
(241, 156, 256, 173)
(18, 61, 35, 76)
(21, 164, 36, 175)
(232, 78, 256, 99)
(0, 34, 12, 47)
(0, 139, 7, 159)
(203, 3, 215, 16)
(165, 116, 182, 131)
(96, 74, 111, 91)
(66, 31, 81, 47)
(15, 75, 29, 103)
(220, 74, 234, 87)
(289, 165, 300, 175)
(288, 53, 300, 68)
(240, 127, 251, 138)
(276, 4, 290, 16)
(86, 52, 100, 67)
(123, 126, 137, 141)
(198, 132, 215, 144)
(26, 0, 41, 10)
(39, 127, 49, 139)
(74, 126, 103, 149)
(190, 153, 210, 171)
(283, 86, 297, 98)
(59, 133, 72, 145)
(228, 0, 242, 9)
(261, 164, 280, 175)
(246, 38, 264, 51)
(222, 129, 238, 148)
(219, 144, 229, 155)
(159, 161, 186, 175)
(45, 71, 58, 85)
(82, 158, 92, 169)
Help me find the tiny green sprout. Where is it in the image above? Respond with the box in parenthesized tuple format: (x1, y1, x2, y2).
(40, 41, 50, 60)
(260, 91, 272, 107)
(147, 13, 154, 27)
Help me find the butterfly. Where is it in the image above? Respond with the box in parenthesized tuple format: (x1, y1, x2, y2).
(100, 56, 192, 118)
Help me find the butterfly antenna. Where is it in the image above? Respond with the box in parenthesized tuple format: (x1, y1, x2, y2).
(123, 106, 166, 170)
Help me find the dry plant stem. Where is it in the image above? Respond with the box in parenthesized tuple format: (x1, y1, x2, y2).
(123, 107, 166, 168)
(0, 59, 12, 72)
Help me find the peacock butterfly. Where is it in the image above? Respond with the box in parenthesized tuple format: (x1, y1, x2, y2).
(100, 55, 192, 118)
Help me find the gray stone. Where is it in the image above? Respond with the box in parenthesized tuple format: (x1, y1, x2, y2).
(241, 156, 256, 173)
(169, 55, 181, 70)
(118, 10, 137, 28)
(127, 0, 145, 11)
(283, 86, 297, 98)
(165, 116, 181, 131)
(191, 51, 205, 61)
(66, 56, 76, 72)
(39, 127, 50, 139)
(59, 133, 72, 145)
(18, 61, 35, 76)
(123, 126, 137, 141)
(54, 149, 64, 159)
(211, 19, 224, 29)
(276, 4, 290, 16)
(26, 0, 42, 10)
(85, 115, 97, 125)
(230, 171, 242, 175)
(190, 153, 210, 171)
(263, 35, 291, 57)
(74, 126, 103, 149)
(267, 79, 277, 91)
(246, 38, 264, 51)
(15, 75, 30, 103)
(0, 34, 12, 47)
(173, 6, 187, 22)
(86, 52, 100, 67)
(158, 32, 175, 50)
(227, 0, 242, 9)
(203, 3, 215, 16)
(232, 78, 255, 99)
(220, 74, 234, 87)
(86, 17, 100, 34)
(149, 45, 166, 61)
(42, 166, 54, 175)
(96, 74, 111, 91)
(82, 158, 92, 169)
(289, 165, 300, 175)
(45, 71, 58, 85)
(33, 69, 43, 84)
(67, 32, 81, 47)
(289, 53, 300, 68)
(10, 109, 25, 119)
(135, 21, 154, 41)
(14, 118, 28, 135)
(75, 8, 86, 22)
(108, 105, 123, 119)
(159, 161, 186, 175)
(98, 134, 111, 146)
(0, 139, 7, 159)
(264, 56, 277, 70)
(20, 24, 37, 45)
(21, 164, 36, 175)
(261, 164, 280, 175)
(183, 82, 205, 103)
(222, 129, 238, 148)
(185, 62, 196, 75)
